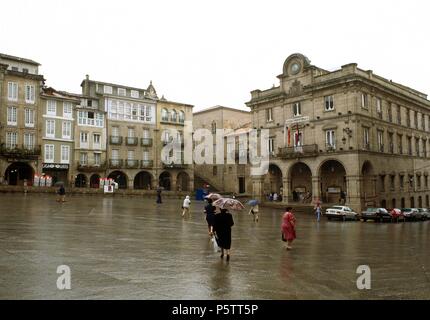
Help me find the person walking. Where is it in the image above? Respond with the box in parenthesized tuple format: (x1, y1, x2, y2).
(204, 198, 216, 236)
(281, 207, 296, 250)
(249, 203, 259, 222)
(213, 208, 234, 261)
(181, 195, 191, 217)
(156, 188, 162, 204)
(57, 183, 66, 202)
(315, 202, 322, 222)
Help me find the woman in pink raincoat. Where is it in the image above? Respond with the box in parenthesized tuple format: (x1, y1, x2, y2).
(281, 207, 296, 250)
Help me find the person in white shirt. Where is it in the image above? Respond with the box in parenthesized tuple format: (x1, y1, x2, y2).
(182, 195, 191, 217)
(273, 192, 278, 201)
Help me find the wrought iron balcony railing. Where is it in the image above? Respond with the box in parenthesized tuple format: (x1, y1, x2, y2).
(0, 144, 41, 159)
(77, 161, 106, 172)
(140, 160, 154, 168)
(109, 136, 123, 145)
(109, 159, 124, 168)
(126, 159, 139, 168)
(125, 137, 138, 146)
(141, 138, 153, 147)
(277, 144, 318, 158)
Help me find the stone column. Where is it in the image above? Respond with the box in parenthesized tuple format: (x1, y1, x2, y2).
(282, 177, 290, 203)
(311, 176, 321, 203)
(170, 173, 177, 192)
(251, 176, 264, 201)
(128, 177, 134, 190)
(345, 175, 362, 212)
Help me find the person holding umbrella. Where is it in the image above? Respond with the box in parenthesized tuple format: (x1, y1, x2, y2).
(212, 198, 243, 261)
(156, 187, 163, 204)
(204, 198, 216, 236)
(56, 183, 66, 203)
(282, 207, 296, 250)
(248, 199, 260, 222)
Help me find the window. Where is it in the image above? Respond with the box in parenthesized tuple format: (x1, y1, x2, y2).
(132, 105, 138, 120)
(111, 149, 119, 160)
(112, 127, 119, 137)
(361, 93, 368, 108)
(417, 175, 421, 189)
(78, 110, 103, 127)
(104, 85, 113, 94)
(125, 103, 132, 120)
(324, 96, 334, 111)
(127, 150, 134, 160)
(414, 111, 418, 128)
(293, 131, 303, 147)
(422, 114, 426, 131)
(293, 102, 301, 117)
(397, 134, 403, 154)
(388, 104, 392, 122)
(377, 130, 384, 152)
(63, 102, 72, 118)
(406, 109, 411, 127)
(80, 152, 88, 165)
(94, 153, 101, 165)
(416, 138, 420, 157)
(143, 151, 149, 161)
(8, 82, 18, 101)
(397, 105, 401, 124)
(80, 132, 88, 143)
(44, 144, 54, 163)
(6, 132, 18, 149)
(146, 106, 153, 122)
(46, 120, 55, 138)
(388, 133, 394, 154)
(93, 134, 101, 146)
(95, 113, 104, 127)
(211, 121, 217, 134)
(178, 111, 185, 123)
(25, 85, 35, 103)
(213, 166, 218, 176)
(117, 88, 126, 96)
(25, 108, 34, 127)
(131, 90, 139, 98)
(128, 128, 135, 138)
(376, 98, 382, 117)
(62, 121, 72, 139)
(426, 176, 429, 189)
(7, 107, 17, 125)
(61, 145, 70, 164)
(409, 175, 414, 188)
(390, 175, 395, 191)
(363, 127, 370, 150)
(161, 108, 169, 122)
(400, 175, 404, 190)
(407, 137, 412, 155)
(47, 100, 57, 116)
(326, 130, 336, 148)
(24, 133, 35, 149)
(171, 110, 177, 122)
(266, 108, 273, 122)
(423, 140, 427, 158)
(268, 138, 275, 154)
(380, 175, 385, 192)
(143, 129, 150, 139)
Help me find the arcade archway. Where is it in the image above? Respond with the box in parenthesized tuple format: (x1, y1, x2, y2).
(75, 174, 87, 188)
(159, 171, 171, 191)
(90, 174, 101, 188)
(289, 162, 312, 202)
(319, 160, 347, 204)
(5, 162, 34, 186)
(177, 171, 190, 191)
(134, 171, 152, 190)
(108, 171, 128, 189)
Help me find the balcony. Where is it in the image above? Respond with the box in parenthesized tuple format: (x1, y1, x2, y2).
(162, 162, 188, 169)
(109, 136, 123, 145)
(0, 144, 41, 160)
(141, 138, 153, 147)
(379, 144, 384, 153)
(325, 144, 336, 152)
(125, 137, 138, 146)
(109, 159, 124, 168)
(140, 160, 154, 168)
(125, 159, 139, 169)
(277, 144, 318, 159)
(77, 161, 106, 172)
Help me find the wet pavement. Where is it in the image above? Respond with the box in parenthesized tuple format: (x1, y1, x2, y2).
(0, 193, 429, 300)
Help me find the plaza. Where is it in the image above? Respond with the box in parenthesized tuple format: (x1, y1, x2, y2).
(0, 193, 429, 299)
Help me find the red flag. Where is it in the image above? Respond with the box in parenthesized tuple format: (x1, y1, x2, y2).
(287, 126, 291, 147)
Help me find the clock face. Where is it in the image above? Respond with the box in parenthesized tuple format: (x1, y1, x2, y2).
(290, 62, 300, 75)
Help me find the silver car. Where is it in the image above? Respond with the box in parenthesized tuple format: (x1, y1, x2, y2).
(325, 206, 359, 221)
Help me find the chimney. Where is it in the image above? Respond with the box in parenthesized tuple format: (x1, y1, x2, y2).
(84, 74, 89, 96)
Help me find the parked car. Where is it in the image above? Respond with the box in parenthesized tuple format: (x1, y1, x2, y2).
(360, 208, 392, 222)
(389, 208, 405, 222)
(417, 208, 430, 221)
(325, 206, 358, 221)
(401, 208, 421, 221)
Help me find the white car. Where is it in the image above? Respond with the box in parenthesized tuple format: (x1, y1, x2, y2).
(325, 206, 358, 221)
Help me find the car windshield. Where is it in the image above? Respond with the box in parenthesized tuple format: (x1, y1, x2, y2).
(402, 208, 412, 212)
(366, 208, 378, 212)
(331, 206, 344, 210)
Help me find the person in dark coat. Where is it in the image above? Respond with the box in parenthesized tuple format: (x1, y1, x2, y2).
(204, 198, 216, 236)
(213, 208, 234, 261)
(156, 188, 162, 203)
(57, 184, 66, 202)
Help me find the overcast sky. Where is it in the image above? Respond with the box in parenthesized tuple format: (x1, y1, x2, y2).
(1, 0, 429, 111)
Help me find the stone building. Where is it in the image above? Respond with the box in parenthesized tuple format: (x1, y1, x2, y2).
(193, 106, 252, 194)
(157, 98, 194, 192)
(246, 53, 430, 212)
(40, 87, 80, 185)
(0, 53, 44, 185)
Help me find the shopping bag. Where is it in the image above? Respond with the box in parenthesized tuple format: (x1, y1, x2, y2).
(212, 236, 219, 252)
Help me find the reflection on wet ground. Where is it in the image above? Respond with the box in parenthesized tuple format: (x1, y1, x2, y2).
(0, 194, 429, 299)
